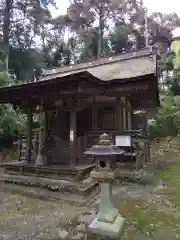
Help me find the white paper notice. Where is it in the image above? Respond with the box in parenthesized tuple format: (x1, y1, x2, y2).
(115, 135, 131, 147)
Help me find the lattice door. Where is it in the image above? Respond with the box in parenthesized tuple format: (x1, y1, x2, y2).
(98, 106, 116, 129)
(46, 111, 70, 165)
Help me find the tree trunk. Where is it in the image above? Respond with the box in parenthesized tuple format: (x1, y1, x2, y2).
(97, 4, 104, 59)
(3, 0, 13, 74)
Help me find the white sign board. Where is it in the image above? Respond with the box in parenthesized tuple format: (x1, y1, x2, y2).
(70, 130, 74, 142)
(115, 135, 131, 147)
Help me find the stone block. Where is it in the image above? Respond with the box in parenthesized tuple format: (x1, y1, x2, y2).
(89, 215, 124, 239)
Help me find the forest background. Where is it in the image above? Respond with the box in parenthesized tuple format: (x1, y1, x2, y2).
(0, 0, 180, 154)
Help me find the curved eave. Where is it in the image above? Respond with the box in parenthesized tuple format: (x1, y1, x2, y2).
(0, 73, 157, 101)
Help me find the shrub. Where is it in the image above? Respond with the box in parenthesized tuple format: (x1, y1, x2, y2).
(0, 72, 26, 151)
(149, 95, 180, 137)
(0, 105, 26, 151)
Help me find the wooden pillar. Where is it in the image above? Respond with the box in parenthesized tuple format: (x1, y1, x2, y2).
(44, 111, 48, 164)
(122, 97, 127, 130)
(116, 96, 122, 130)
(69, 108, 77, 165)
(35, 102, 45, 166)
(26, 107, 33, 163)
(144, 112, 148, 133)
(92, 97, 97, 130)
(127, 101, 132, 130)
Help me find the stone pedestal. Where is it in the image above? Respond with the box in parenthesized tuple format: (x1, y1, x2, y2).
(35, 154, 45, 166)
(89, 171, 124, 239)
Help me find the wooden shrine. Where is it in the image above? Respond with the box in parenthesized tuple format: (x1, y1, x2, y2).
(0, 47, 159, 179)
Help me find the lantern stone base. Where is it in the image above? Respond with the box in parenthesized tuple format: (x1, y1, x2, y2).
(88, 180, 125, 239)
(89, 214, 124, 239)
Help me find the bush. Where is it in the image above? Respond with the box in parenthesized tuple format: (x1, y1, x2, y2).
(149, 95, 180, 137)
(0, 72, 27, 151)
(0, 105, 26, 151)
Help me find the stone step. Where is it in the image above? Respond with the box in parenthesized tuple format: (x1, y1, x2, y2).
(0, 175, 98, 205)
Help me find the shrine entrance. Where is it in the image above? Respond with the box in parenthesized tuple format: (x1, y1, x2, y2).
(76, 108, 92, 137)
(45, 108, 92, 165)
(46, 111, 70, 165)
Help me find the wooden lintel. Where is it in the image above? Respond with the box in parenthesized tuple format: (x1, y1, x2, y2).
(35, 98, 120, 113)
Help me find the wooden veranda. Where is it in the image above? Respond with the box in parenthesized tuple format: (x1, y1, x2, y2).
(0, 47, 159, 178)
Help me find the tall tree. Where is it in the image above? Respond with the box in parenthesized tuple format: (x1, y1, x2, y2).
(0, 0, 55, 77)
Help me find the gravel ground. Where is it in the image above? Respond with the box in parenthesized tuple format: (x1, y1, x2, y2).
(0, 191, 83, 240)
(0, 177, 180, 240)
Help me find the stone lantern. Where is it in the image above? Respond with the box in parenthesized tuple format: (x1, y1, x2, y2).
(85, 133, 125, 239)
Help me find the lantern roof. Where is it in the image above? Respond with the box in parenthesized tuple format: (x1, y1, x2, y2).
(85, 133, 124, 156)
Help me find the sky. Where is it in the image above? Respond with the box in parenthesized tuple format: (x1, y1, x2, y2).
(50, 0, 180, 36)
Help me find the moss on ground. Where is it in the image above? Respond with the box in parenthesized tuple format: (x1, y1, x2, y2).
(158, 165, 180, 208)
(158, 165, 180, 185)
(118, 199, 180, 239)
(113, 165, 180, 239)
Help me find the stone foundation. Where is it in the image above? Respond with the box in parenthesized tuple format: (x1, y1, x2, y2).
(0, 174, 98, 205)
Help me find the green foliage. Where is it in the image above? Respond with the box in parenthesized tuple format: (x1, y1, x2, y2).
(171, 40, 180, 71)
(109, 24, 132, 54)
(9, 47, 46, 82)
(0, 105, 23, 150)
(159, 40, 180, 96)
(0, 72, 8, 87)
(0, 102, 26, 151)
(149, 96, 180, 137)
(0, 73, 26, 150)
(155, 39, 180, 138)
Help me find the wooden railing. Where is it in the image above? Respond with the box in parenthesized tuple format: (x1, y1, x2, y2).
(19, 129, 150, 168)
